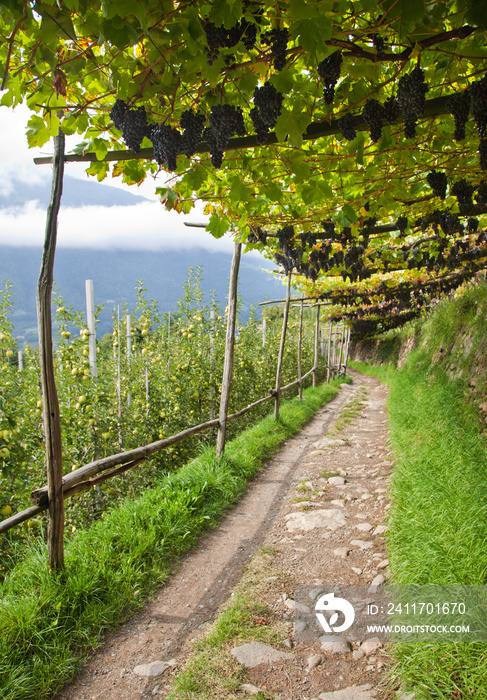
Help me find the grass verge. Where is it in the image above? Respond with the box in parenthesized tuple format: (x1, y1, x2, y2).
(0, 378, 347, 700)
(351, 355, 487, 697)
(165, 547, 291, 700)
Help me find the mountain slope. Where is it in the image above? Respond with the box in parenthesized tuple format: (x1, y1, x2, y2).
(1, 246, 285, 342)
(0, 175, 149, 209)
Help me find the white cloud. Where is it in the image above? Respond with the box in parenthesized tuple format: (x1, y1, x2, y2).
(0, 105, 260, 255)
(0, 199, 244, 254)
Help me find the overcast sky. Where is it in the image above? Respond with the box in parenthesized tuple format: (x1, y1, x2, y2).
(0, 104, 244, 255)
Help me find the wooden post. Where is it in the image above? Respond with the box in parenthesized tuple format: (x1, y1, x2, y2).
(342, 327, 351, 376)
(85, 279, 97, 378)
(327, 322, 333, 383)
(262, 316, 266, 346)
(126, 314, 132, 406)
(17, 350, 23, 372)
(126, 315, 132, 358)
(274, 272, 292, 420)
(37, 130, 65, 571)
(216, 241, 241, 457)
(312, 305, 320, 387)
(337, 323, 346, 375)
(297, 299, 304, 400)
(209, 308, 216, 424)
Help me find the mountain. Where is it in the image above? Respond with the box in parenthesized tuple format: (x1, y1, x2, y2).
(0, 175, 150, 209)
(0, 246, 285, 343)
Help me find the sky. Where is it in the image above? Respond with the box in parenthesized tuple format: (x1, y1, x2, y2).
(0, 104, 244, 255)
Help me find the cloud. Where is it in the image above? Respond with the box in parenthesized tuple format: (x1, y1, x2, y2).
(0, 106, 269, 260)
(0, 199, 245, 253)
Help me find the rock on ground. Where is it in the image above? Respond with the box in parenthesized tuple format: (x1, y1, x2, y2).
(317, 684, 375, 700)
(285, 509, 347, 532)
(231, 641, 294, 668)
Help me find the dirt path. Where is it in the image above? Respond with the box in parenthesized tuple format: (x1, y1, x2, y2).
(55, 371, 394, 700)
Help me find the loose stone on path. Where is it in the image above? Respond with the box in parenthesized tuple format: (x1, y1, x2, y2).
(231, 642, 294, 667)
(315, 684, 376, 700)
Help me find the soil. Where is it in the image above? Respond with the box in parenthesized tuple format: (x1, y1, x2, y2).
(54, 370, 396, 700)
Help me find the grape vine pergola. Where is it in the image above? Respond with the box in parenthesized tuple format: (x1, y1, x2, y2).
(1, 0, 487, 567)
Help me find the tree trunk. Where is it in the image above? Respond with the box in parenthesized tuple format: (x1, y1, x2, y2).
(37, 130, 65, 571)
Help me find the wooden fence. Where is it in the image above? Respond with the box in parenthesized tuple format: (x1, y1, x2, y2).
(0, 138, 350, 568)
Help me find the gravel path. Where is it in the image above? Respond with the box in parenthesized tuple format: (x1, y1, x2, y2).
(54, 371, 395, 700)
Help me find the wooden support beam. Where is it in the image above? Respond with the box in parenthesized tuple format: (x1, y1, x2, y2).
(216, 241, 241, 457)
(33, 95, 458, 167)
(37, 130, 65, 571)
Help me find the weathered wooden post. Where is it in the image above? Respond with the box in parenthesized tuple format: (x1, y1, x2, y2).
(37, 130, 65, 571)
(313, 305, 320, 387)
(262, 315, 266, 346)
(274, 272, 292, 420)
(17, 350, 23, 372)
(126, 314, 132, 406)
(342, 327, 351, 376)
(297, 299, 304, 400)
(216, 241, 241, 457)
(85, 279, 97, 378)
(209, 307, 216, 424)
(126, 315, 132, 358)
(326, 322, 333, 383)
(337, 323, 346, 375)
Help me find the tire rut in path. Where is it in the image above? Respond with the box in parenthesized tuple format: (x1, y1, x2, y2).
(54, 376, 378, 700)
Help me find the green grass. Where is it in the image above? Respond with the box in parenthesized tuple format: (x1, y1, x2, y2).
(384, 357, 487, 699)
(352, 331, 487, 697)
(348, 358, 395, 384)
(0, 378, 347, 700)
(165, 547, 291, 700)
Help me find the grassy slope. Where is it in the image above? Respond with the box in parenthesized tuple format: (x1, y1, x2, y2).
(350, 281, 487, 698)
(0, 378, 347, 700)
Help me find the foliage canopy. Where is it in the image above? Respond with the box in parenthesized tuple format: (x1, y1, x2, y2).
(1, 0, 486, 333)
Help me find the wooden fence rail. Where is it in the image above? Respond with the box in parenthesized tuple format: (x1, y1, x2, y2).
(0, 363, 320, 535)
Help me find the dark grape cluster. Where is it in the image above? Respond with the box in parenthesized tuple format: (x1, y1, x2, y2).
(479, 139, 487, 171)
(446, 89, 470, 141)
(383, 96, 400, 124)
(180, 110, 206, 158)
(362, 99, 385, 142)
(274, 252, 294, 274)
(470, 75, 487, 139)
(427, 170, 448, 199)
(451, 178, 474, 215)
(431, 209, 463, 236)
(338, 112, 356, 141)
(395, 216, 408, 233)
(317, 51, 342, 105)
(203, 105, 246, 168)
(369, 33, 385, 55)
(476, 182, 487, 205)
(146, 110, 206, 171)
(247, 226, 268, 245)
(110, 99, 129, 131)
(300, 231, 318, 247)
(397, 66, 429, 138)
(250, 82, 284, 143)
(204, 18, 257, 64)
(110, 100, 148, 153)
(150, 124, 182, 171)
(262, 28, 289, 71)
(321, 221, 335, 239)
